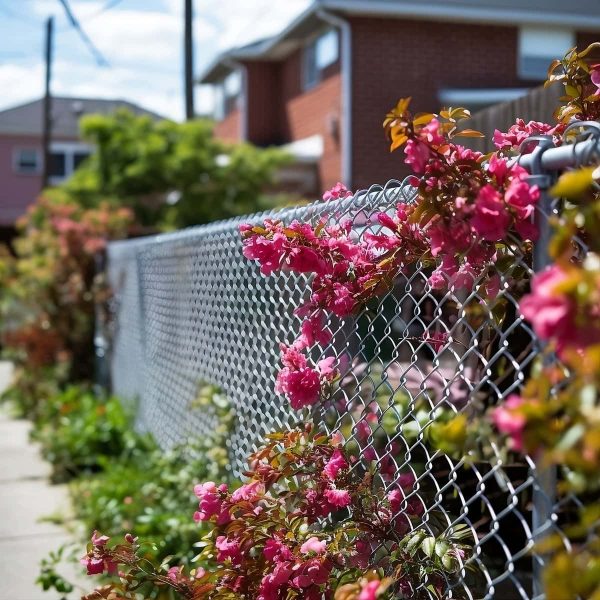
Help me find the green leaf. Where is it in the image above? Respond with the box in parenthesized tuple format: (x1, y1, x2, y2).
(421, 536, 436, 558)
(550, 166, 595, 200)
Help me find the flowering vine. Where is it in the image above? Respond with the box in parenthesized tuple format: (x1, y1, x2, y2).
(81, 428, 472, 599)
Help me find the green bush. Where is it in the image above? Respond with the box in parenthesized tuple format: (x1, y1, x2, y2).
(36, 384, 233, 598)
(31, 385, 153, 483)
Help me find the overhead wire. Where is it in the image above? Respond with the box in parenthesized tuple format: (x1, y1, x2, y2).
(55, 0, 110, 66)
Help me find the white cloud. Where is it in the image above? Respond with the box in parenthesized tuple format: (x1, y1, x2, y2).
(0, 63, 45, 110)
(0, 0, 312, 120)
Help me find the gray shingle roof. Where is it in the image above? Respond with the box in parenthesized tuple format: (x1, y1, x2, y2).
(0, 96, 165, 138)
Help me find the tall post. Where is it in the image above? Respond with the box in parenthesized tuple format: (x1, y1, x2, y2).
(41, 16, 54, 189)
(184, 0, 195, 120)
(526, 137, 556, 599)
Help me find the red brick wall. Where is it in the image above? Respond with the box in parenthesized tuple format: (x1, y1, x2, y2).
(235, 52, 342, 194)
(0, 134, 43, 226)
(349, 18, 527, 188)
(213, 107, 241, 142)
(279, 50, 342, 193)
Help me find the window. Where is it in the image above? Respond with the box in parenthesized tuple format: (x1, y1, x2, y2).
(214, 70, 241, 120)
(303, 28, 339, 90)
(47, 142, 93, 184)
(49, 152, 66, 178)
(518, 27, 575, 80)
(14, 148, 40, 174)
(73, 151, 90, 170)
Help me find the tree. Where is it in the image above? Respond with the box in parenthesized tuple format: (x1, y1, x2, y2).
(60, 109, 291, 229)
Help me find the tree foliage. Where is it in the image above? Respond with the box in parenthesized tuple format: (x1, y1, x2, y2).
(60, 110, 291, 229)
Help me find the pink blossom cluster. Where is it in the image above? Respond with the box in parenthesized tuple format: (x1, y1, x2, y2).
(323, 181, 353, 202)
(520, 264, 600, 358)
(419, 151, 540, 292)
(275, 344, 337, 410)
(80, 530, 137, 576)
(493, 119, 563, 152)
(492, 394, 527, 451)
(189, 440, 368, 599)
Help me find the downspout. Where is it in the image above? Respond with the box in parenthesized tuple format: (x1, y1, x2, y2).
(316, 9, 352, 188)
(224, 58, 249, 142)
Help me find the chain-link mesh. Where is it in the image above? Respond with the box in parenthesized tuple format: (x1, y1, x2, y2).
(102, 171, 584, 599)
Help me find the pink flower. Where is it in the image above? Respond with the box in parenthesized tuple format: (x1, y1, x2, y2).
(215, 535, 242, 564)
(323, 182, 352, 202)
(264, 539, 294, 562)
(91, 531, 110, 547)
(300, 537, 327, 554)
(241, 233, 286, 276)
(299, 313, 331, 347)
(324, 488, 351, 507)
(193, 481, 226, 522)
(286, 246, 327, 275)
(358, 580, 382, 600)
(519, 266, 572, 342)
(330, 283, 355, 316)
(492, 394, 527, 451)
(505, 178, 539, 218)
(487, 154, 509, 185)
(80, 556, 106, 576)
(404, 139, 432, 174)
(323, 449, 348, 480)
(291, 558, 331, 588)
(276, 366, 321, 410)
(420, 118, 445, 146)
(471, 185, 510, 241)
(427, 268, 446, 290)
(388, 488, 403, 513)
(592, 66, 600, 96)
(493, 119, 560, 152)
(231, 481, 264, 503)
(398, 471, 416, 490)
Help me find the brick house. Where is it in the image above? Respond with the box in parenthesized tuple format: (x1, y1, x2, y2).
(198, 0, 600, 195)
(0, 96, 162, 241)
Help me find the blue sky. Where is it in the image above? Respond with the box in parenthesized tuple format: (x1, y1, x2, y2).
(0, 0, 311, 120)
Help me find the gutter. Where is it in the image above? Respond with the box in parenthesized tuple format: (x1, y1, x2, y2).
(316, 8, 353, 189)
(320, 0, 600, 29)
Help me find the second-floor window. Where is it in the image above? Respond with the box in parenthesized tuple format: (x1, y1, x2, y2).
(303, 28, 339, 91)
(14, 148, 41, 174)
(518, 26, 574, 80)
(214, 70, 241, 120)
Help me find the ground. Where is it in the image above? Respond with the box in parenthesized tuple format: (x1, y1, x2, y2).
(0, 362, 85, 600)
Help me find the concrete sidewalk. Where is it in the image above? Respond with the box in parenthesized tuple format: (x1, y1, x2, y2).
(0, 362, 85, 600)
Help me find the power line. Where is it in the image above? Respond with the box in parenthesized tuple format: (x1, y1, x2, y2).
(56, 0, 110, 67)
(89, 0, 126, 19)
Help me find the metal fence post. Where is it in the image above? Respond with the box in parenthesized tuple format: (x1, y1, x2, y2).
(525, 137, 557, 599)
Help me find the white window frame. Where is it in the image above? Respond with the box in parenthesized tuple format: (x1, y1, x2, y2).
(13, 147, 42, 175)
(518, 26, 575, 80)
(48, 141, 93, 185)
(303, 28, 339, 91)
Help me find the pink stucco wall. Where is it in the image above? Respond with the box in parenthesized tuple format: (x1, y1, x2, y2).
(0, 134, 44, 226)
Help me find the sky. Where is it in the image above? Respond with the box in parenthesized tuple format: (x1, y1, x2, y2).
(0, 0, 311, 120)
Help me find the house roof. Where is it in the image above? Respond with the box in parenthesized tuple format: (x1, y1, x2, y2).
(198, 0, 600, 83)
(0, 96, 165, 138)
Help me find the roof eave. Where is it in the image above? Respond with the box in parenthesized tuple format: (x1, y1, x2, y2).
(320, 0, 600, 29)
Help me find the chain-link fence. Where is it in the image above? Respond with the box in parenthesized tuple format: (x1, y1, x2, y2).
(98, 136, 598, 599)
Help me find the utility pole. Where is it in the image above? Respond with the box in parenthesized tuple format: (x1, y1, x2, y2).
(184, 0, 195, 120)
(41, 16, 54, 189)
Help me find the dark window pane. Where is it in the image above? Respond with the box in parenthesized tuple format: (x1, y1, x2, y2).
(48, 152, 65, 177)
(73, 152, 90, 170)
(16, 149, 39, 173)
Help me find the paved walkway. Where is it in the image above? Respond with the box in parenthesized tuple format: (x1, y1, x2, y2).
(0, 362, 85, 599)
